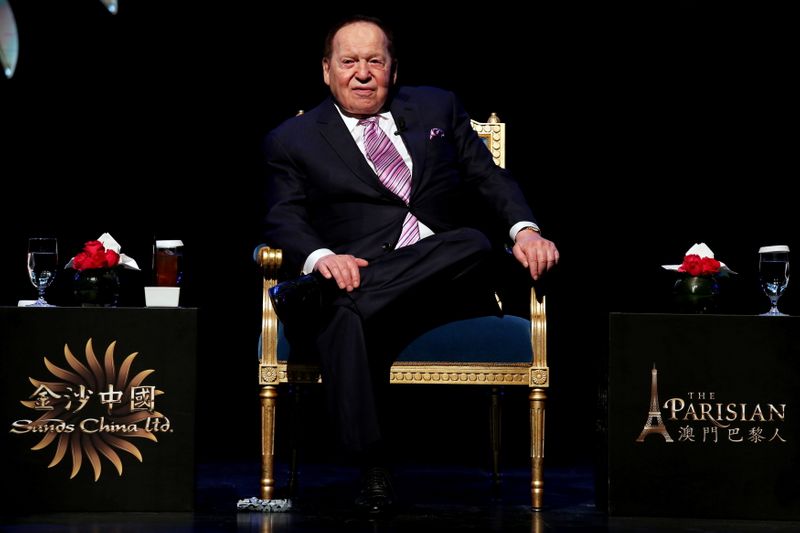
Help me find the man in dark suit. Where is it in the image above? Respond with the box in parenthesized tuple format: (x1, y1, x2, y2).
(263, 15, 559, 513)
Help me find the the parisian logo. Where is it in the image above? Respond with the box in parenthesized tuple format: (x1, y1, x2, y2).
(9, 339, 172, 480)
(636, 364, 787, 445)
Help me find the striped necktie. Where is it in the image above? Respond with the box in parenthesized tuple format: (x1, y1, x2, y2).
(360, 116, 420, 248)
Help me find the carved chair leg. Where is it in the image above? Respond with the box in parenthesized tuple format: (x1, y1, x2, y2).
(490, 387, 503, 487)
(260, 385, 278, 500)
(530, 388, 546, 510)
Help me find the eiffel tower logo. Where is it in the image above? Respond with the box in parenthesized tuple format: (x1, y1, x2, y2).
(635, 364, 673, 442)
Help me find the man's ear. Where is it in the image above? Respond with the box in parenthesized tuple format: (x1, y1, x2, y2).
(391, 59, 398, 85)
(322, 57, 331, 86)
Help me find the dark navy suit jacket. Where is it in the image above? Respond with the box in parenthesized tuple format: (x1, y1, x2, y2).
(263, 86, 536, 273)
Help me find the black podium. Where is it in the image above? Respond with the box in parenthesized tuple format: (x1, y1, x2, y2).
(607, 313, 800, 520)
(0, 307, 197, 512)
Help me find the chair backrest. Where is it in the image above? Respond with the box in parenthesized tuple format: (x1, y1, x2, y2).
(470, 113, 506, 168)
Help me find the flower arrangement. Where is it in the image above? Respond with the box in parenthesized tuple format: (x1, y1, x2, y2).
(662, 243, 735, 277)
(678, 254, 720, 277)
(71, 240, 121, 270)
(66, 233, 139, 307)
(663, 243, 737, 314)
(66, 233, 140, 271)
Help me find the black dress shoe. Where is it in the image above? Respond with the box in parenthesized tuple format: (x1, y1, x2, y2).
(354, 467, 396, 515)
(268, 271, 333, 324)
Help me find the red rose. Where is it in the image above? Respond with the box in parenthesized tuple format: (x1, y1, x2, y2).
(678, 254, 704, 276)
(72, 241, 119, 270)
(72, 251, 88, 270)
(105, 249, 120, 267)
(83, 241, 104, 255)
(678, 254, 721, 276)
(700, 257, 720, 275)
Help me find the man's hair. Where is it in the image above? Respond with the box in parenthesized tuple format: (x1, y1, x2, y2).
(322, 15, 396, 61)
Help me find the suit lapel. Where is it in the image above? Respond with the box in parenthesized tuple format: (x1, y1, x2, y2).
(390, 93, 427, 199)
(316, 98, 388, 194)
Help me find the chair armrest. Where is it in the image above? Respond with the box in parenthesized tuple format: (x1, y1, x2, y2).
(486, 251, 548, 385)
(256, 245, 283, 276)
(529, 285, 548, 386)
(257, 246, 283, 370)
(486, 249, 549, 387)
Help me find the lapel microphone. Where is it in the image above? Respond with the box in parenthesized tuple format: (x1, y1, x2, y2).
(394, 117, 407, 135)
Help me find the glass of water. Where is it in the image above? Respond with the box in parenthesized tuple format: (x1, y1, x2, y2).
(27, 237, 59, 307)
(758, 245, 790, 316)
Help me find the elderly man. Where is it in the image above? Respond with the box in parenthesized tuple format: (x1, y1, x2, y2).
(263, 15, 558, 514)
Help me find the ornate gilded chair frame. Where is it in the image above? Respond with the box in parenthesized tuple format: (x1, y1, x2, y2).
(256, 114, 549, 510)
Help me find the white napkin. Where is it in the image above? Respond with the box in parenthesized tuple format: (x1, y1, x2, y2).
(661, 242, 737, 275)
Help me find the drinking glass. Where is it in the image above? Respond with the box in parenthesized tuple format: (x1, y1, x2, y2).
(27, 237, 59, 307)
(758, 245, 790, 316)
(154, 240, 184, 287)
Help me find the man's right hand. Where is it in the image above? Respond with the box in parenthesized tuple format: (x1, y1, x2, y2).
(315, 254, 369, 292)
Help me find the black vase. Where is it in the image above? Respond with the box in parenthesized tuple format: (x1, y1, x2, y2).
(73, 268, 120, 307)
(673, 275, 720, 314)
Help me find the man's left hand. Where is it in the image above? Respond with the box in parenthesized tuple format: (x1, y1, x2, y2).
(512, 230, 559, 281)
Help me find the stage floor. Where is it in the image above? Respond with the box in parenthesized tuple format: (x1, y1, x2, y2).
(1, 461, 798, 532)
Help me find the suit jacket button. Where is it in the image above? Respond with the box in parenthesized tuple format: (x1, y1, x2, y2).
(382, 242, 393, 252)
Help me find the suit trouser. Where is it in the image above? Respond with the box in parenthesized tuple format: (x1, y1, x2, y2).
(286, 227, 497, 453)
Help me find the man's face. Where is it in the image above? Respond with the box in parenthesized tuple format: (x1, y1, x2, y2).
(323, 22, 396, 117)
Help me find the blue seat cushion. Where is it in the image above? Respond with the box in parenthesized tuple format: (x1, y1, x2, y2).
(397, 315, 532, 363)
(274, 315, 532, 364)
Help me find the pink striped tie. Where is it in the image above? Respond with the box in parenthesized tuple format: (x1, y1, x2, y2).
(360, 116, 420, 248)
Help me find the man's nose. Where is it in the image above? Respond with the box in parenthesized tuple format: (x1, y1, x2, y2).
(355, 61, 371, 82)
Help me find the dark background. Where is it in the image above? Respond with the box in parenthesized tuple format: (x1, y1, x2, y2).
(1, 2, 796, 477)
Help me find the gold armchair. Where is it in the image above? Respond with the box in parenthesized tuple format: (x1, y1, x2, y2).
(255, 113, 549, 510)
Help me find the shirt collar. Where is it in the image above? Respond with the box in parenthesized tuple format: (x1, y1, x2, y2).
(333, 103, 393, 135)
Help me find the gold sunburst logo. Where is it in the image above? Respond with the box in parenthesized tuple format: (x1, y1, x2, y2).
(12, 338, 169, 481)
